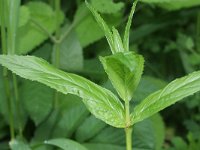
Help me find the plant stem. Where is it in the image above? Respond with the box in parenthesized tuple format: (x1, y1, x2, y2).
(125, 127, 133, 150)
(7, 0, 23, 138)
(3, 77, 15, 140)
(197, 11, 200, 53)
(12, 74, 23, 137)
(30, 18, 58, 43)
(0, 0, 15, 140)
(53, 0, 61, 108)
(125, 100, 132, 150)
(30, 2, 88, 44)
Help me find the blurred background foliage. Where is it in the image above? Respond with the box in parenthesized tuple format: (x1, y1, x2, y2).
(0, 0, 200, 149)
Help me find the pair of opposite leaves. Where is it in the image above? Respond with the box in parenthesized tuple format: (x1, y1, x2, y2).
(1, 1, 200, 128)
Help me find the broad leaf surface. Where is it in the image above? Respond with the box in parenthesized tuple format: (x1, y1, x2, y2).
(90, 126, 125, 145)
(75, 4, 103, 47)
(17, 2, 64, 54)
(75, 115, 106, 142)
(91, 0, 124, 14)
(133, 76, 167, 103)
(0, 55, 125, 128)
(52, 97, 89, 138)
(141, 0, 200, 10)
(131, 71, 200, 124)
(85, 1, 115, 53)
(84, 143, 125, 150)
(19, 6, 30, 27)
(52, 24, 83, 71)
(100, 52, 144, 101)
(45, 138, 87, 150)
(89, 117, 160, 149)
(151, 114, 165, 150)
(21, 81, 54, 125)
(75, 3, 123, 47)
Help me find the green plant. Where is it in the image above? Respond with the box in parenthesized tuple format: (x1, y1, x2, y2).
(1, 0, 200, 150)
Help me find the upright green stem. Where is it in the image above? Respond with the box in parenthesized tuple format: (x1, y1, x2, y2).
(3, 77, 15, 140)
(125, 100, 133, 150)
(0, 0, 15, 140)
(55, 0, 61, 39)
(7, 0, 23, 137)
(197, 11, 200, 53)
(13, 74, 23, 137)
(53, 0, 61, 108)
(7, 0, 20, 55)
(125, 127, 133, 150)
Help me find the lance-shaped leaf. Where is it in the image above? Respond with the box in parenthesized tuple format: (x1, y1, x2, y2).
(112, 27, 124, 53)
(45, 138, 88, 150)
(100, 52, 144, 101)
(85, 1, 115, 53)
(0, 55, 125, 128)
(123, 0, 138, 51)
(131, 71, 200, 124)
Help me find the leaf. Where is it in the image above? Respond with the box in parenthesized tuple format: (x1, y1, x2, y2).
(84, 143, 125, 150)
(52, 96, 89, 138)
(112, 27, 124, 53)
(123, 0, 138, 52)
(133, 76, 167, 103)
(90, 126, 125, 145)
(90, 117, 159, 149)
(31, 110, 60, 142)
(19, 6, 30, 27)
(20, 81, 54, 125)
(75, 3, 123, 47)
(171, 137, 188, 150)
(133, 118, 155, 149)
(85, 1, 115, 53)
(44, 138, 88, 150)
(74, 4, 103, 47)
(90, 0, 124, 14)
(0, 55, 125, 128)
(32, 95, 89, 144)
(151, 114, 165, 150)
(52, 24, 83, 71)
(10, 139, 31, 150)
(140, 0, 200, 10)
(75, 115, 107, 142)
(0, 68, 27, 130)
(100, 52, 144, 101)
(131, 71, 200, 124)
(17, 2, 64, 54)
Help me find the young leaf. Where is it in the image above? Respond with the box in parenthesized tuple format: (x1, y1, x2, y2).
(44, 138, 87, 150)
(123, 0, 138, 51)
(0, 55, 125, 128)
(131, 71, 200, 124)
(112, 27, 125, 53)
(100, 52, 144, 101)
(85, 1, 115, 53)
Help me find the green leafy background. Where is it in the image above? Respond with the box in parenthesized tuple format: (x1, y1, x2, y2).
(0, 0, 200, 150)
